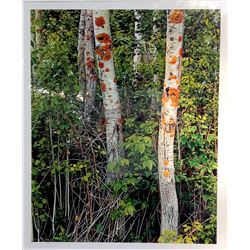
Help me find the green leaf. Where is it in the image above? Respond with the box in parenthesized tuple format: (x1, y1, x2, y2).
(126, 177, 137, 186)
(158, 236, 164, 243)
(142, 159, 154, 171)
(183, 224, 191, 233)
(120, 158, 130, 166)
(141, 201, 148, 209)
(82, 172, 91, 182)
(113, 182, 122, 193)
(185, 237, 193, 244)
(137, 143, 145, 154)
(125, 205, 135, 216)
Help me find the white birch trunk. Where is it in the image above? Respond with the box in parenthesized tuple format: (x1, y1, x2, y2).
(158, 9, 184, 234)
(83, 10, 97, 120)
(151, 10, 160, 112)
(133, 10, 142, 83)
(153, 10, 159, 86)
(93, 10, 125, 240)
(93, 10, 123, 182)
(78, 10, 86, 98)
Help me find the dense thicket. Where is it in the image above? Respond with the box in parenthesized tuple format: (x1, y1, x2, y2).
(31, 9, 220, 243)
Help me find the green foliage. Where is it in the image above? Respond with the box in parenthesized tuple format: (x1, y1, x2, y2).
(158, 230, 177, 243)
(158, 221, 206, 244)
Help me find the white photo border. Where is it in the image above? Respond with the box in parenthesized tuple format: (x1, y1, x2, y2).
(23, 1, 227, 249)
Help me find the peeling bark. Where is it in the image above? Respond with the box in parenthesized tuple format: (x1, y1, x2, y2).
(158, 10, 184, 234)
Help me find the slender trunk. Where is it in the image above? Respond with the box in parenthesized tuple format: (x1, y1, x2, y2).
(35, 10, 43, 49)
(133, 10, 142, 85)
(78, 10, 97, 120)
(150, 10, 161, 153)
(93, 10, 125, 240)
(65, 145, 70, 218)
(78, 10, 86, 109)
(93, 10, 123, 181)
(151, 10, 159, 112)
(83, 10, 97, 120)
(158, 10, 184, 234)
(31, 21, 35, 52)
(49, 116, 56, 236)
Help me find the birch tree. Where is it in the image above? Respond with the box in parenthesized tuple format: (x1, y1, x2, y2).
(93, 10, 123, 182)
(151, 10, 160, 112)
(78, 10, 86, 102)
(133, 10, 142, 85)
(78, 10, 97, 119)
(158, 9, 184, 234)
(152, 10, 160, 87)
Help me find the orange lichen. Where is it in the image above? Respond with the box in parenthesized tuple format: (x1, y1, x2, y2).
(86, 57, 94, 69)
(105, 68, 110, 72)
(168, 88, 179, 108)
(161, 93, 169, 106)
(95, 16, 105, 27)
(96, 46, 104, 57)
(169, 10, 184, 24)
(169, 74, 177, 80)
(102, 52, 112, 61)
(178, 35, 182, 42)
(100, 82, 107, 92)
(96, 33, 112, 44)
(161, 116, 167, 126)
(163, 169, 170, 177)
(169, 55, 177, 64)
(98, 61, 104, 68)
(164, 160, 169, 166)
(179, 48, 183, 57)
(96, 45, 112, 61)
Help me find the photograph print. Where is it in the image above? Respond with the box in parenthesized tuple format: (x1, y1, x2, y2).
(31, 8, 220, 243)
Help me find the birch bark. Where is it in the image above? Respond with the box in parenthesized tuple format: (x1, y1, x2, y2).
(93, 10, 123, 182)
(158, 9, 184, 234)
(78, 10, 86, 100)
(151, 10, 160, 112)
(83, 10, 97, 119)
(133, 10, 142, 84)
(153, 10, 159, 87)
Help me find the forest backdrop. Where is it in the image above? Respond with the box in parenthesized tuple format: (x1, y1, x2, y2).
(31, 9, 220, 243)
